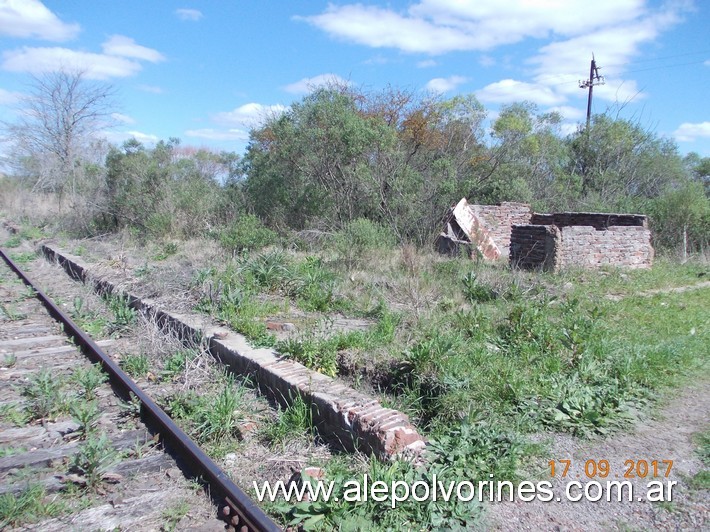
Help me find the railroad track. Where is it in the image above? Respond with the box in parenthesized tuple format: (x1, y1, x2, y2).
(0, 248, 280, 532)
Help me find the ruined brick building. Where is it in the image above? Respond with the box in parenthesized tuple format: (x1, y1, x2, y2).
(436, 198, 654, 271)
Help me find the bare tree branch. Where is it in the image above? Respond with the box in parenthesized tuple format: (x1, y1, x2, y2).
(1, 69, 117, 194)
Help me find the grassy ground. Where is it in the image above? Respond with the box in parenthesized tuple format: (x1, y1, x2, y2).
(170, 232, 710, 529)
(2, 216, 708, 530)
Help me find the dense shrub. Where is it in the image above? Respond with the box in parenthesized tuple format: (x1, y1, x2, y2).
(218, 214, 278, 253)
(4, 78, 709, 255)
(646, 181, 710, 255)
(334, 218, 396, 268)
(101, 139, 233, 238)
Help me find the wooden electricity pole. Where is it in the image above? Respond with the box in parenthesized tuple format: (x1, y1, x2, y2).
(579, 55, 605, 130)
(579, 56, 605, 194)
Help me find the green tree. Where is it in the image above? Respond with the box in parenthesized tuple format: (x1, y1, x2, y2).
(567, 114, 686, 208)
(103, 138, 226, 237)
(683, 152, 710, 195)
(647, 181, 710, 256)
(384, 93, 489, 243)
(244, 87, 490, 244)
(483, 102, 572, 210)
(244, 86, 394, 229)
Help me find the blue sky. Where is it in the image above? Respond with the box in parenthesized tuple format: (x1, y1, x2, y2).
(0, 0, 709, 157)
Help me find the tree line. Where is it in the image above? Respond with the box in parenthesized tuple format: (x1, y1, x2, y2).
(2, 71, 708, 254)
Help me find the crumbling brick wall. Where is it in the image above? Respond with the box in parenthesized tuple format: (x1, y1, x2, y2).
(438, 200, 654, 271)
(509, 212, 653, 271)
(557, 226, 653, 269)
(509, 224, 561, 271)
(530, 212, 648, 230)
(470, 202, 532, 255)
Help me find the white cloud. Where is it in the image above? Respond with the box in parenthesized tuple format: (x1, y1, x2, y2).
(425, 75, 467, 93)
(185, 128, 249, 141)
(213, 103, 287, 128)
(283, 73, 350, 94)
(301, 1, 647, 55)
(0, 87, 22, 105)
(102, 129, 159, 145)
(546, 106, 586, 121)
(138, 85, 164, 94)
(411, 0, 645, 37)
(528, 3, 685, 101)
(479, 55, 496, 67)
(0, 0, 80, 41)
(2, 46, 142, 79)
(673, 122, 710, 143)
(416, 59, 437, 68)
(190, 103, 289, 143)
(304, 0, 688, 113)
(111, 112, 135, 125)
(175, 8, 203, 21)
(102, 35, 165, 63)
(2, 35, 165, 79)
(299, 4, 478, 55)
(560, 122, 582, 136)
(476, 79, 565, 106)
(126, 131, 159, 144)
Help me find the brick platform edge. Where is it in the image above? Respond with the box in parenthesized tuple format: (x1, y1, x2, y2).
(40, 244, 426, 460)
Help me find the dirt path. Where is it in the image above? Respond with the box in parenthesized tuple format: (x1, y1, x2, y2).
(487, 379, 709, 530)
(606, 280, 710, 301)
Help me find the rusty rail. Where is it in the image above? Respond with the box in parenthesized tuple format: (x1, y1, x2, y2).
(0, 248, 280, 532)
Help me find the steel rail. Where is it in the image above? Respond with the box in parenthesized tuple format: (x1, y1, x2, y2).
(0, 248, 281, 532)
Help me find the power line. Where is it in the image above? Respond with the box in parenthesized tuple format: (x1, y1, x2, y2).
(496, 57, 707, 100)
(603, 49, 710, 68)
(528, 49, 709, 87)
(623, 59, 707, 74)
(470, 55, 707, 108)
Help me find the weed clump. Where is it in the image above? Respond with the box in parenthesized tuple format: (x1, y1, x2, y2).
(98, 293, 137, 335)
(71, 432, 120, 488)
(261, 394, 314, 446)
(119, 353, 150, 377)
(271, 428, 503, 531)
(461, 272, 497, 303)
(22, 369, 66, 421)
(71, 364, 108, 400)
(0, 485, 68, 528)
(219, 214, 277, 254)
(160, 349, 198, 381)
(162, 373, 247, 450)
(70, 400, 102, 439)
(333, 218, 395, 269)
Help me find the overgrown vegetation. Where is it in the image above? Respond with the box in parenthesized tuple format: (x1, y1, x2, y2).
(21, 369, 67, 421)
(2, 72, 707, 254)
(161, 372, 248, 454)
(261, 394, 315, 446)
(70, 431, 120, 488)
(106, 294, 136, 333)
(119, 353, 150, 377)
(71, 296, 107, 336)
(0, 485, 69, 528)
(71, 364, 108, 401)
(2, 71, 708, 530)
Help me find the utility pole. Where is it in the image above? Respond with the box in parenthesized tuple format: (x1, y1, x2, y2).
(579, 55, 605, 195)
(579, 55, 605, 130)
